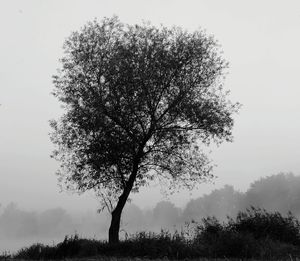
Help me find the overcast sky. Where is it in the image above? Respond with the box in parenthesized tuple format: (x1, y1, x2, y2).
(1, 0, 300, 211)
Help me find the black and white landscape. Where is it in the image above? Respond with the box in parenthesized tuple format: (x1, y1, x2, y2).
(1, 1, 300, 259)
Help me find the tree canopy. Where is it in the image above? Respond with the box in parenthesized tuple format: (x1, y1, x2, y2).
(50, 16, 239, 243)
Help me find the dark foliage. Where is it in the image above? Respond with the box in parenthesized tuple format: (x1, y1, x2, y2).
(229, 207, 300, 245)
(15, 234, 100, 260)
(195, 207, 300, 258)
(14, 208, 300, 260)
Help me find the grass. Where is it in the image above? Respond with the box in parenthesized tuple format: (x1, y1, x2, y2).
(10, 255, 299, 261)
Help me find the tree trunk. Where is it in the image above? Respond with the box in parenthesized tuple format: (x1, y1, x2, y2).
(108, 160, 140, 244)
(109, 207, 122, 244)
(108, 188, 132, 244)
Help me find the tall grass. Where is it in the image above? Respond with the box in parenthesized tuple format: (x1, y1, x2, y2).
(14, 207, 300, 260)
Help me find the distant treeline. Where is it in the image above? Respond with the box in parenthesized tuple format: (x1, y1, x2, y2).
(1, 172, 300, 240)
(0, 204, 109, 239)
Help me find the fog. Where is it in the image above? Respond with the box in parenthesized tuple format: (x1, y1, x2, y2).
(0, 203, 110, 253)
(2, 172, 300, 253)
(1, 0, 300, 254)
(182, 173, 300, 222)
(2, 0, 300, 212)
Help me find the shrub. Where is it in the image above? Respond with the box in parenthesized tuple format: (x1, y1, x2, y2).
(193, 207, 300, 258)
(194, 216, 260, 258)
(15, 244, 56, 260)
(229, 206, 300, 245)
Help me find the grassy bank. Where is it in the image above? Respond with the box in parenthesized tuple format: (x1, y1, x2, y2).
(12, 208, 300, 260)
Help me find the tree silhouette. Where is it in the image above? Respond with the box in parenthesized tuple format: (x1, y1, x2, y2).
(50, 16, 239, 243)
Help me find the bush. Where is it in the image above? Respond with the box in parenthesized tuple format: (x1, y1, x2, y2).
(15, 244, 56, 260)
(15, 234, 102, 260)
(194, 207, 300, 258)
(194, 216, 260, 258)
(229, 207, 300, 244)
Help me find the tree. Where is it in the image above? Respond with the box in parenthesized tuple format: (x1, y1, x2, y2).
(152, 201, 180, 228)
(50, 16, 239, 243)
(182, 185, 243, 222)
(241, 173, 300, 216)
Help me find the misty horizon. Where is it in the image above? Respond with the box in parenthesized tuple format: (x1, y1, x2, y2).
(2, 172, 300, 253)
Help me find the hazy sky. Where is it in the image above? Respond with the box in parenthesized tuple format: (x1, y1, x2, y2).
(1, 0, 300, 211)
